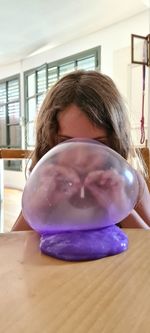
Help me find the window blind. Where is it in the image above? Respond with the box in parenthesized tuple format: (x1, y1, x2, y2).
(0, 76, 21, 170)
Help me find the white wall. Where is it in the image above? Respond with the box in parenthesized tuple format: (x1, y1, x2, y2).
(4, 170, 26, 190)
(1, 11, 149, 79)
(1, 10, 150, 189)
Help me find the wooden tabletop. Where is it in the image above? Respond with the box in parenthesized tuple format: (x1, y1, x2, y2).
(0, 230, 150, 333)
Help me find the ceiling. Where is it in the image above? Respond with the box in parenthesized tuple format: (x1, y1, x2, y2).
(0, 0, 149, 66)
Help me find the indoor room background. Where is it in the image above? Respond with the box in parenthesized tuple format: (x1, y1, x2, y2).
(0, 0, 150, 232)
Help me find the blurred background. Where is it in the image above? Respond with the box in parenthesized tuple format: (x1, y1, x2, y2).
(0, 0, 150, 231)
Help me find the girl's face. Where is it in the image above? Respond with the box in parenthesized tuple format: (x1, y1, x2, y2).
(57, 104, 109, 145)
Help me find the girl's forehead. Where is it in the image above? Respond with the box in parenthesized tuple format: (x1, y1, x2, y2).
(58, 104, 107, 139)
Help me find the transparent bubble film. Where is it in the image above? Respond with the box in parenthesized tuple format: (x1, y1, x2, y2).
(22, 139, 139, 235)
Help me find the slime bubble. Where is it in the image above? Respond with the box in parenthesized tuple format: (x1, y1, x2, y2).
(22, 139, 139, 261)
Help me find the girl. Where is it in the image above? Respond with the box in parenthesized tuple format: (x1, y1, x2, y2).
(12, 70, 150, 231)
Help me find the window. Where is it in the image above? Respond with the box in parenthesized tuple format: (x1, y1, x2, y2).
(24, 47, 101, 147)
(25, 66, 47, 147)
(0, 75, 21, 170)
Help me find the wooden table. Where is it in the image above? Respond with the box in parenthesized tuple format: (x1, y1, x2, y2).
(0, 230, 150, 333)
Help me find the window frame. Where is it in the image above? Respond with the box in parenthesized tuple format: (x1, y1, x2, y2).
(24, 46, 101, 148)
(0, 74, 21, 171)
(0, 73, 21, 148)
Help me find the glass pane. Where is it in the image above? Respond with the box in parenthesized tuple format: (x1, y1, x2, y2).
(8, 79, 19, 102)
(28, 98, 36, 122)
(27, 122, 35, 146)
(37, 68, 46, 93)
(0, 106, 6, 145)
(0, 83, 6, 104)
(59, 62, 75, 78)
(77, 56, 95, 70)
(37, 93, 45, 110)
(9, 125, 21, 146)
(27, 73, 35, 97)
(8, 102, 20, 125)
(4, 160, 22, 171)
(48, 67, 58, 88)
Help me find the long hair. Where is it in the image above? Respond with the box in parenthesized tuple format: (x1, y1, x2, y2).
(29, 70, 145, 175)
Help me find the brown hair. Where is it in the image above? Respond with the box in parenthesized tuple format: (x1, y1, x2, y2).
(29, 70, 143, 174)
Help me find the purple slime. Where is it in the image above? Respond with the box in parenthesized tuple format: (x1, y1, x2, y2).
(40, 225, 128, 261)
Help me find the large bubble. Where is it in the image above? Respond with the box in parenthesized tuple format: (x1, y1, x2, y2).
(22, 139, 139, 261)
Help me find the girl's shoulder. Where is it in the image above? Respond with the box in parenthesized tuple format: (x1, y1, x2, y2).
(134, 170, 150, 224)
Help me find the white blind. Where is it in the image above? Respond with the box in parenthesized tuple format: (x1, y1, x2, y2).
(77, 56, 95, 70)
(0, 78, 20, 147)
(0, 76, 21, 170)
(48, 67, 58, 88)
(7, 80, 20, 126)
(0, 83, 6, 104)
(37, 68, 46, 93)
(0, 83, 7, 144)
(8, 79, 19, 101)
(59, 62, 75, 78)
(0, 105, 6, 145)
